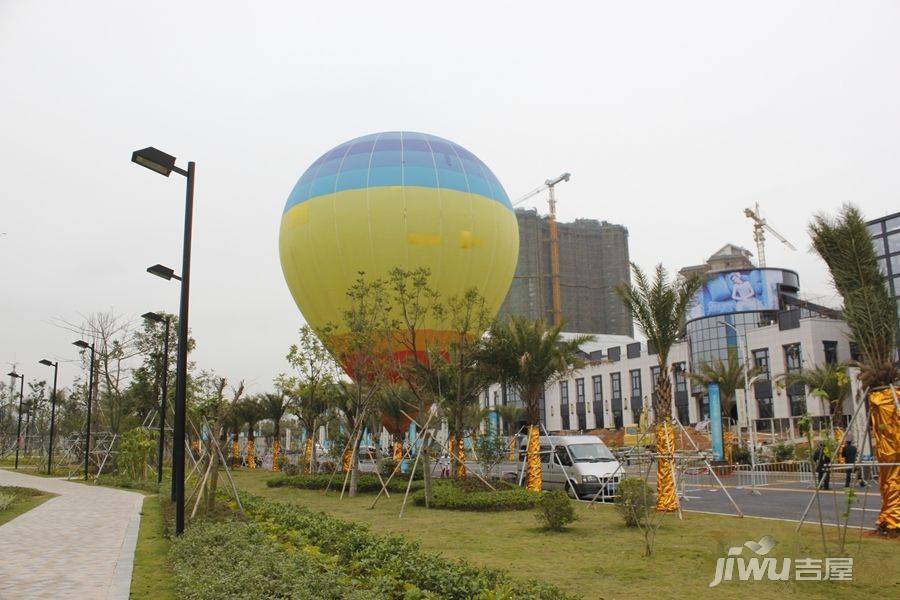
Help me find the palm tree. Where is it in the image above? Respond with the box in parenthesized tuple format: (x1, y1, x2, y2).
(778, 362, 851, 419)
(478, 317, 591, 492)
(810, 205, 899, 532)
(378, 386, 414, 461)
(288, 383, 335, 473)
(616, 263, 701, 512)
(689, 351, 761, 463)
(235, 397, 263, 469)
(259, 392, 290, 471)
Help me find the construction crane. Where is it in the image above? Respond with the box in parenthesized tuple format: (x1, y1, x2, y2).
(514, 173, 571, 327)
(743, 202, 796, 268)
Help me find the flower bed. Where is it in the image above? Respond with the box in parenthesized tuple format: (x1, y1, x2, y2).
(266, 473, 425, 494)
(235, 492, 569, 599)
(412, 482, 540, 512)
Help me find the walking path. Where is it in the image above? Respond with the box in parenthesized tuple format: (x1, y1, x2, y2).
(0, 469, 144, 600)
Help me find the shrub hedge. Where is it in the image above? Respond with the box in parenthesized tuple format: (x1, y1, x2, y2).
(412, 481, 540, 512)
(236, 492, 569, 599)
(266, 473, 425, 494)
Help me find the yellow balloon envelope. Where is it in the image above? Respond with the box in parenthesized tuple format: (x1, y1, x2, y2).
(279, 131, 518, 357)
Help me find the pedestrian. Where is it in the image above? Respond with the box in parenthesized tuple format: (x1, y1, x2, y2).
(841, 439, 861, 488)
(812, 440, 831, 490)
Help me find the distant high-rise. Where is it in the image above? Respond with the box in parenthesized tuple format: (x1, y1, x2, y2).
(498, 208, 633, 336)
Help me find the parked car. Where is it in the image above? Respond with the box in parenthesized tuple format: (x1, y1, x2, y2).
(509, 434, 622, 500)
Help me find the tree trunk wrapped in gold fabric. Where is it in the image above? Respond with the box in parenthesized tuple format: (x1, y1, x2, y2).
(272, 439, 281, 472)
(304, 437, 314, 473)
(342, 444, 353, 473)
(723, 430, 733, 464)
(232, 440, 239, 465)
(869, 387, 900, 531)
(393, 440, 403, 461)
(656, 421, 678, 512)
(457, 437, 467, 477)
(247, 440, 256, 470)
(526, 425, 542, 492)
(833, 428, 845, 464)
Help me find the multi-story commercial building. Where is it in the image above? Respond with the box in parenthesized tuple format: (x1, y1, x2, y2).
(486, 251, 855, 439)
(498, 208, 633, 336)
(867, 211, 900, 353)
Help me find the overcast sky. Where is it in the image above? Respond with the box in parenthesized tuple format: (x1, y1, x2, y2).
(2, 1, 898, 394)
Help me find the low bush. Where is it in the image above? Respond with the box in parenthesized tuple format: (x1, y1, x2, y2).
(267, 473, 424, 494)
(535, 490, 577, 531)
(95, 475, 160, 494)
(615, 477, 655, 527)
(0, 492, 15, 512)
(413, 481, 539, 511)
(732, 446, 751, 465)
(237, 492, 569, 599)
(770, 443, 794, 462)
(170, 519, 365, 599)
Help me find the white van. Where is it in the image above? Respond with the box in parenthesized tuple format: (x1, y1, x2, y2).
(511, 434, 622, 500)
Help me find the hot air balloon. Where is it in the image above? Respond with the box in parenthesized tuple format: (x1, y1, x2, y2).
(279, 131, 518, 363)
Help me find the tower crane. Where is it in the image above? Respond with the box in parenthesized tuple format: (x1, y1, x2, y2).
(743, 202, 796, 268)
(514, 173, 571, 327)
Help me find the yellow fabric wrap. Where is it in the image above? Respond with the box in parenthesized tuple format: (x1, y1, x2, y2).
(656, 422, 679, 512)
(272, 439, 281, 472)
(393, 440, 403, 461)
(448, 435, 457, 469)
(869, 387, 900, 531)
(304, 437, 314, 473)
(508, 436, 517, 461)
(247, 440, 256, 470)
(342, 444, 353, 473)
(457, 438, 467, 478)
(232, 440, 239, 462)
(723, 430, 734, 464)
(526, 425, 542, 492)
(833, 428, 845, 464)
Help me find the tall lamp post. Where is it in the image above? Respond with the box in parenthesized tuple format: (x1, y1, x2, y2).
(718, 320, 761, 495)
(7, 371, 24, 469)
(132, 146, 194, 536)
(74, 339, 96, 480)
(142, 311, 171, 491)
(39, 359, 59, 475)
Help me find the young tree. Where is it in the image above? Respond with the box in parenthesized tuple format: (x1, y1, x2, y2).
(616, 263, 701, 512)
(323, 272, 392, 497)
(810, 205, 900, 533)
(478, 317, 591, 492)
(235, 397, 264, 470)
(284, 325, 341, 472)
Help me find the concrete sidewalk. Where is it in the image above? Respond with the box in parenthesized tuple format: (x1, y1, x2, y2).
(0, 469, 144, 600)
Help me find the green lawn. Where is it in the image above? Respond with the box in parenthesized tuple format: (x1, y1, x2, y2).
(130, 495, 176, 600)
(0, 486, 54, 526)
(230, 469, 900, 600)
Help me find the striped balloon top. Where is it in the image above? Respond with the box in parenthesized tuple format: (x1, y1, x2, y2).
(284, 131, 511, 213)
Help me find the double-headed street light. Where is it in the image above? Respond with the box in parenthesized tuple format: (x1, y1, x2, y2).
(39, 359, 59, 475)
(142, 311, 172, 491)
(133, 146, 195, 536)
(74, 339, 96, 480)
(7, 371, 24, 469)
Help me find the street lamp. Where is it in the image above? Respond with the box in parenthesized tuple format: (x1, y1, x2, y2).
(718, 320, 761, 495)
(142, 311, 171, 491)
(74, 339, 96, 480)
(7, 371, 24, 469)
(147, 264, 181, 281)
(133, 146, 195, 536)
(39, 359, 59, 475)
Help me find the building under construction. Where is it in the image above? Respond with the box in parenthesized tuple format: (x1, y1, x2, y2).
(498, 208, 633, 336)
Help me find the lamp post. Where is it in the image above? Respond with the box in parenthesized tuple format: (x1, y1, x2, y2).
(142, 311, 171, 491)
(718, 320, 760, 495)
(39, 359, 59, 475)
(74, 339, 96, 480)
(7, 371, 24, 469)
(133, 146, 194, 536)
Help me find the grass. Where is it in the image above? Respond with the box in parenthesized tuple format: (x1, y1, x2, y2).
(0, 485, 54, 526)
(130, 495, 176, 600)
(231, 469, 900, 600)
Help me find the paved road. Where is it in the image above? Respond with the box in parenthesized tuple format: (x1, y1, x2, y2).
(0, 469, 144, 600)
(679, 482, 882, 528)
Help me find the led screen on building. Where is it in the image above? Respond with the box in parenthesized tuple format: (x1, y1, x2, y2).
(686, 269, 786, 321)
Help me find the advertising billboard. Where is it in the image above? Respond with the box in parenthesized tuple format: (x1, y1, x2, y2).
(686, 269, 786, 321)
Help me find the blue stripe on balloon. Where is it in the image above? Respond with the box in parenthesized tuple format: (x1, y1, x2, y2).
(283, 131, 511, 214)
